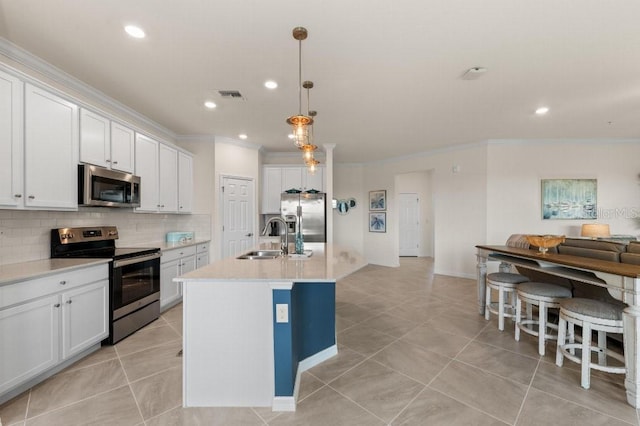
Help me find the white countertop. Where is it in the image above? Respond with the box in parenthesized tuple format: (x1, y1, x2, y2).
(176, 243, 367, 283)
(130, 239, 209, 252)
(0, 258, 110, 286)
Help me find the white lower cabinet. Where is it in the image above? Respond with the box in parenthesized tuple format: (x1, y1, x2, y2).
(196, 243, 210, 268)
(0, 295, 59, 395)
(61, 280, 109, 359)
(0, 264, 108, 397)
(160, 246, 196, 310)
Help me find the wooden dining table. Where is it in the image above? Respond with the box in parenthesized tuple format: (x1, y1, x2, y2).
(476, 244, 640, 408)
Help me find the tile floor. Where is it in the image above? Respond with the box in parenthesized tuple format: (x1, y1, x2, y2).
(1, 257, 638, 425)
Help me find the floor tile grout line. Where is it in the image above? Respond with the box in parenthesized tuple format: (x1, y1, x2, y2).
(249, 406, 274, 425)
(425, 386, 512, 425)
(512, 356, 542, 425)
(324, 382, 395, 425)
(114, 344, 146, 425)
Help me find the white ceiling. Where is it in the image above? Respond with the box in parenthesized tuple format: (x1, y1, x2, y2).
(1, 0, 640, 163)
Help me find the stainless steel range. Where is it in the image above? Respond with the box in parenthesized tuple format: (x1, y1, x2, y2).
(51, 226, 161, 344)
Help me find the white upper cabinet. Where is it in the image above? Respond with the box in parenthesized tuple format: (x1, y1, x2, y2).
(261, 166, 282, 214)
(109, 122, 135, 173)
(24, 84, 78, 210)
(135, 133, 160, 212)
(260, 165, 325, 214)
(303, 166, 324, 192)
(80, 109, 135, 174)
(135, 134, 185, 214)
(282, 167, 303, 192)
(158, 144, 178, 212)
(79, 108, 109, 168)
(0, 70, 23, 208)
(178, 151, 193, 213)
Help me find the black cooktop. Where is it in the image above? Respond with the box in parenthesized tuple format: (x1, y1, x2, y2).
(50, 226, 159, 260)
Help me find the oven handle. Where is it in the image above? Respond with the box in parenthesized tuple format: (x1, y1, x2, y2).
(113, 252, 161, 268)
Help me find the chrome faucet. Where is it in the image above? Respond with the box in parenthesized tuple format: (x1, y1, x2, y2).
(261, 217, 289, 255)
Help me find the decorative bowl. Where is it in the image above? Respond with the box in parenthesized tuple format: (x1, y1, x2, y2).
(525, 235, 565, 255)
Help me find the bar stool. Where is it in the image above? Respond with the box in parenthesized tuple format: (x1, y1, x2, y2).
(556, 298, 625, 389)
(514, 282, 572, 356)
(485, 272, 529, 331)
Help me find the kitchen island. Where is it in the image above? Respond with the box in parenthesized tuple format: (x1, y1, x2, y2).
(174, 243, 367, 411)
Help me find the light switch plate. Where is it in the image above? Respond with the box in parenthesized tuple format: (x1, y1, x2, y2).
(276, 304, 289, 323)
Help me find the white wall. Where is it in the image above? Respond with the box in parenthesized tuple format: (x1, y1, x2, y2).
(486, 140, 640, 244)
(352, 144, 488, 277)
(395, 171, 434, 257)
(333, 164, 365, 254)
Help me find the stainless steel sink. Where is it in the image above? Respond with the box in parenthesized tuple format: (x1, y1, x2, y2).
(236, 250, 283, 260)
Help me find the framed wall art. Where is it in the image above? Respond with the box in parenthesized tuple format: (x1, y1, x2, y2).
(541, 179, 597, 220)
(369, 190, 386, 211)
(369, 212, 386, 232)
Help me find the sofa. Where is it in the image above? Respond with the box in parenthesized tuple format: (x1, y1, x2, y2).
(506, 235, 640, 304)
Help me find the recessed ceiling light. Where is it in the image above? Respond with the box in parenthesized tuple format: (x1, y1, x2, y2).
(204, 101, 217, 109)
(535, 106, 549, 115)
(124, 25, 145, 39)
(264, 80, 278, 89)
(238, 134, 248, 140)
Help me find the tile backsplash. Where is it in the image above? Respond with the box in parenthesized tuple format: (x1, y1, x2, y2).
(0, 208, 211, 266)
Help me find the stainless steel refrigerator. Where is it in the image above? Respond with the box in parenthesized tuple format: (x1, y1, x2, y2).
(280, 193, 326, 242)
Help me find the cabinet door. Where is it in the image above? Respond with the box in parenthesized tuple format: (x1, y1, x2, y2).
(0, 295, 60, 395)
(261, 167, 282, 214)
(24, 84, 79, 209)
(61, 280, 109, 359)
(196, 252, 210, 268)
(160, 259, 181, 309)
(303, 166, 324, 192)
(110, 122, 135, 173)
(281, 167, 302, 192)
(135, 134, 159, 212)
(181, 255, 197, 275)
(0, 70, 23, 207)
(79, 108, 109, 168)
(178, 151, 193, 213)
(159, 144, 178, 213)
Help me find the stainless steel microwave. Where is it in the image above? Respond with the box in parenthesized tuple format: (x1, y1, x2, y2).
(78, 164, 141, 207)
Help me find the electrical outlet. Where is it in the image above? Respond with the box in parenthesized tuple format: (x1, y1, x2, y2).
(276, 304, 289, 323)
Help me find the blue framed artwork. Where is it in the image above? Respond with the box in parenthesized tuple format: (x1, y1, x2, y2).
(369, 190, 386, 211)
(541, 179, 597, 220)
(369, 212, 386, 232)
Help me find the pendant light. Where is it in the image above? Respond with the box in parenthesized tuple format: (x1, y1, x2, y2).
(286, 27, 313, 148)
(299, 80, 318, 162)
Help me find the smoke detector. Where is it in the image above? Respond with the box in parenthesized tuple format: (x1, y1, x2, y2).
(461, 67, 487, 80)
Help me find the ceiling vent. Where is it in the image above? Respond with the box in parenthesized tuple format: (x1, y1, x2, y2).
(218, 90, 244, 99)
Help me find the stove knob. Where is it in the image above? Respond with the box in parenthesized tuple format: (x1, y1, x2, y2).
(61, 233, 68, 240)
(69, 233, 74, 239)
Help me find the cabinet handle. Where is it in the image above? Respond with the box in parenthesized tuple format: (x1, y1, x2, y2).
(161, 204, 165, 208)
(59, 280, 67, 285)
(66, 300, 73, 304)
(113, 161, 118, 164)
(28, 195, 35, 199)
(14, 194, 22, 198)
(157, 204, 161, 208)
(106, 159, 111, 163)
(246, 233, 253, 237)
(54, 303, 61, 308)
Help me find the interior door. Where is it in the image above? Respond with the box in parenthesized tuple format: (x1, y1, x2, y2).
(222, 176, 255, 258)
(399, 193, 420, 256)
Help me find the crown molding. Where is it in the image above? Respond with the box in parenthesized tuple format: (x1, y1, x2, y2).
(0, 36, 177, 141)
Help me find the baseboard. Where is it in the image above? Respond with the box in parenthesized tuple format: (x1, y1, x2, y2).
(298, 344, 338, 372)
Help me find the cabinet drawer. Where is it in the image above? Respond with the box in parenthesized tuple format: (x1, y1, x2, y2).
(161, 245, 197, 263)
(196, 243, 209, 253)
(0, 264, 108, 310)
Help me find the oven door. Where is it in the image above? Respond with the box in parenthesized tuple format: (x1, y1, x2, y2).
(111, 252, 160, 320)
